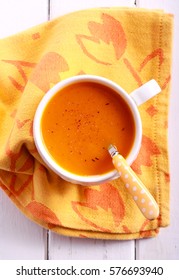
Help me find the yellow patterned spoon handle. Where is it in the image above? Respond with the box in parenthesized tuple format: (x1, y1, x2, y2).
(108, 145, 159, 220)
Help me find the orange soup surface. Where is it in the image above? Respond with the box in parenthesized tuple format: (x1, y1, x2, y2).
(41, 81, 135, 176)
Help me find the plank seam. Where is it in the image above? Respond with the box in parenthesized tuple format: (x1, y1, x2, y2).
(48, 0, 51, 20)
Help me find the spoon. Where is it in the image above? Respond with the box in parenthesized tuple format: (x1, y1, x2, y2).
(108, 144, 159, 220)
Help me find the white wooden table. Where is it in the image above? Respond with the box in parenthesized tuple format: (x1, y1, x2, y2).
(0, 0, 178, 260)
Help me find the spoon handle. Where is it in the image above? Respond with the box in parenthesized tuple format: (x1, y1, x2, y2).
(108, 145, 159, 220)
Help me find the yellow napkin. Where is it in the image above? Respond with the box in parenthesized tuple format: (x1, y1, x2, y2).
(0, 8, 173, 239)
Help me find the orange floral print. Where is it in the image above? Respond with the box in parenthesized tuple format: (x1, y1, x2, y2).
(76, 13, 127, 65)
(8, 174, 33, 197)
(72, 183, 125, 231)
(26, 201, 61, 226)
(146, 105, 158, 117)
(30, 52, 69, 92)
(2, 59, 36, 92)
(131, 135, 161, 174)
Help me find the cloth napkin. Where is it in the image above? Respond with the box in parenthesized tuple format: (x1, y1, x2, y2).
(0, 8, 173, 239)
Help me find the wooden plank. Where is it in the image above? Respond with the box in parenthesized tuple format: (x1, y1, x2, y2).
(0, 0, 49, 260)
(0, 191, 46, 260)
(48, 0, 135, 260)
(50, 0, 135, 18)
(49, 234, 134, 260)
(136, 0, 179, 259)
(0, 0, 49, 38)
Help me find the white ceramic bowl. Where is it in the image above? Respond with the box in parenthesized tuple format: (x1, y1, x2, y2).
(33, 75, 161, 185)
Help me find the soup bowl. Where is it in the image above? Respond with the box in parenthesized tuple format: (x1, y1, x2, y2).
(33, 75, 161, 185)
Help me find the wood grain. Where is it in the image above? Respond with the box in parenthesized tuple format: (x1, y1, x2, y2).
(50, 0, 135, 18)
(0, 0, 48, 38)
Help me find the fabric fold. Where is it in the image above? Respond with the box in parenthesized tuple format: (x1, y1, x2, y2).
(0, 8, 173, 239)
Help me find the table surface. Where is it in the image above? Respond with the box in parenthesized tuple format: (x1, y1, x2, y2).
(0, 0, 178, 260)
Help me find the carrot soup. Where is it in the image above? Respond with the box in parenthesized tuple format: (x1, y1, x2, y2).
(41, 81, 135, 176)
